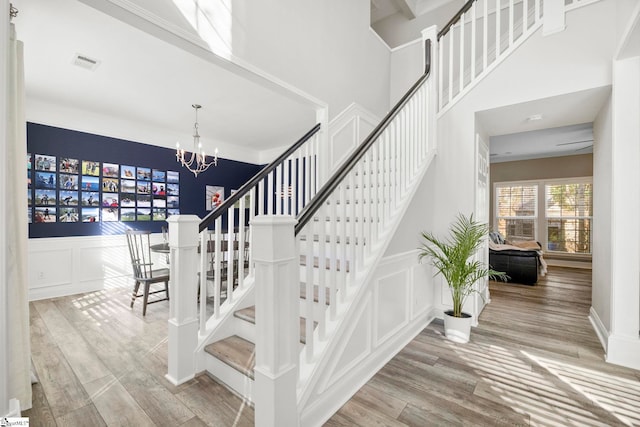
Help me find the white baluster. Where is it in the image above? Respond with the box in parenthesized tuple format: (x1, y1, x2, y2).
(249, 188, 256, 277)
(523, 0, 529, 32)
(305, 218, 314, 362)
(471, 2, 477, 79)
(329, 192, 338, 320)
(348, 171, 357, 284)
(535, 0, 540, 22)
(214, 217, 222, 318)
(509, 0, 514, 46)
(227, 208, 235, 302)
(459, 11, 465, 92)
(267, 171, 274, 215)
(238, 196, 246, 288)
(338, 183, 347, 302)
(291, 154, 298, 216)
(199, 230, 207, 334)
(317, 203, 327, 339)
(496, 0, 501, 58)
(448, 30, 454, 102)
(483, 0, 488, 71)
(356, 161, 365, 268)
(297, 149, 304, 214)
(283, 158, 290, 215)
(304, 140, 311, 205)
(439, 33, 444, 109)
(258, 179, 265, 216)
(275, 164, 282, 215)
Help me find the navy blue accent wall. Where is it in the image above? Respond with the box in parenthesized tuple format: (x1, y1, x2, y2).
(27, 122, 262, 238)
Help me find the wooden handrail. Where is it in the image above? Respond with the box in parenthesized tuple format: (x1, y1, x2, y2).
(199, 123, 321, 232)
(294, 39, 432, 235)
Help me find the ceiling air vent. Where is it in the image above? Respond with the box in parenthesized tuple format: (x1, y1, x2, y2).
(72, 53, 101, 71)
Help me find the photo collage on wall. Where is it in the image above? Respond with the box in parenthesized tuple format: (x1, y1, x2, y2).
(28, 153, 180, 224)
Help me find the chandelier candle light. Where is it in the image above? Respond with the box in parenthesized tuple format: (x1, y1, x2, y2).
(176, 104, 218, 177)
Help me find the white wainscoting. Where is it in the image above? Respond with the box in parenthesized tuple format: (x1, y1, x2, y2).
(328, 103, 380, 173)
(27, 233, 167, 301)
(299, 249, 435, 427)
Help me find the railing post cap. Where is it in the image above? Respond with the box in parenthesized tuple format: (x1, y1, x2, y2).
(167, 214, 201, 224)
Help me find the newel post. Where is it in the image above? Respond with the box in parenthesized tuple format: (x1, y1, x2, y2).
(165, 215, 200, 386)
(252, 216, 300, 427)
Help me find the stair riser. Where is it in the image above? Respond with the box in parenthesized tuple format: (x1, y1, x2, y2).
(204, 354, 254, 403)
(233, 316, 255, 343)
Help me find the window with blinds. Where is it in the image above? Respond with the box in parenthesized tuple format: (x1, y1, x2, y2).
(545, 183, 593, 253)
(495, 184, 537, 241)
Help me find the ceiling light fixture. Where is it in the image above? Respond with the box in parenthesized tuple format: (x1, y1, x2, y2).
(176, 104, 218, 177)
(527, 114, 543, 121)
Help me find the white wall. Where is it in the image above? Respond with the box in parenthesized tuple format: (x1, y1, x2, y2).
(591, 93, 612, 335)
(228, 0, 392, 121)
(390, 39, 425, 106)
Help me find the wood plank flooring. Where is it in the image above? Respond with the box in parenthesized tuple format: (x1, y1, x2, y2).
(327, 267, 640, 426)
(24, 267, 640, 426)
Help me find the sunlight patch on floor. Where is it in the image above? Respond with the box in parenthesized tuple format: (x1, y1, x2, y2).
(524, 351, 640, 426)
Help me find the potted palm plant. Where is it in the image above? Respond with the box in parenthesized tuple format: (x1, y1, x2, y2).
(418, 213, 506, 343)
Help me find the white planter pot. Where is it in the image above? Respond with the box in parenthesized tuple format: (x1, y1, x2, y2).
(443, 310, 472, 343)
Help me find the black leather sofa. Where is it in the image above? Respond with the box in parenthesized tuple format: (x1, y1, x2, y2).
(489, 248, 540, 285)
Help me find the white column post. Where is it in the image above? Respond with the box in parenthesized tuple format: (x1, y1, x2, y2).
(165, 215, 200, 386)
(316, 106, 329, 187)
(252, 216, 300, 427)
(543, 0, 566, 36)
(421, 25, 438, 152)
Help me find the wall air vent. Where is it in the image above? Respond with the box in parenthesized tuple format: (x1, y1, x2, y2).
(72, 53, 101, 71)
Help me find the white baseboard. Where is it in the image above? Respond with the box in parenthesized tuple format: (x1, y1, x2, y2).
(4, 398, 21, 417)
(606, 333, 640, 371)
(588, 306, 608, 352)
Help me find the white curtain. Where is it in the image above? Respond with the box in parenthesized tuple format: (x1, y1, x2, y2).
(6, 22, 31, 412)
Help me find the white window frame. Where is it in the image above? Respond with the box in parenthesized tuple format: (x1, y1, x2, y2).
(493, 177, 593, 257)
(494, 180, 539, 242)
(544, 177, 593, 255)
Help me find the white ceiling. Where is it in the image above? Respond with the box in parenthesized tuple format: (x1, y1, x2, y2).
(12, 0, 317, 161)
(478, 86, 611, 163)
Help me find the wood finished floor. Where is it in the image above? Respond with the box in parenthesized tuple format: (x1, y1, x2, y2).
(24, 267, 640, 426)
(327, 267, 640, 426)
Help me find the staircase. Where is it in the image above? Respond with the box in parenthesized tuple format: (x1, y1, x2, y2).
(165, 1, 601, 425)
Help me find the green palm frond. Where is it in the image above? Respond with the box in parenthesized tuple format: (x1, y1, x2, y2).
(418, 213, 507, 318)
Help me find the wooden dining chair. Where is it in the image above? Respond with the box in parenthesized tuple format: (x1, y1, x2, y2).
(125, 229, 170, 315)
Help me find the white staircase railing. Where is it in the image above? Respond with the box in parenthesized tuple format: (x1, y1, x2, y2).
(437, 0, 600, 113)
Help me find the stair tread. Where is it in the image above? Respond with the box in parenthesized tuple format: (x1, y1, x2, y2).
(205, 335, 255, 380)
(233, 306, 317, 344)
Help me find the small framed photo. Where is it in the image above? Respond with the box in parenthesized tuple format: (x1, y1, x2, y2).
(167, 183, 179, 196)
(60, 174, 79, 190)
(34, 207, 56, 223)
(59, 190, 79, 206)
(167, 171, 179, 183)
(153, 196, 166, 208)
(59, 207, 79, 223)
(167, 196, 179, 209)
(82, 160, 100, 176)
(102, 177, 119, 193)
(121, 165, 136, 179)
(152, 169, 166, 181)
(102, 163, 119, 178)
(136, 208, 152, 221)
(120, 195, 135, 207)
(35, 154, 56, 171)
(137, 167, 151, 181)
(60, 158, 79, 173)
(120, 208, 136, 222)
(27, 153, 32, 170)
(102, 207, 119, 222)
(206, 186, 224, 211)
(137, 181, 151, 194)
(27, 189, 32, 206)
(152, 182, 166, 196)
(137, 195, 151, 207)
(121, 179, 136, 193)
(81, 191, 100, 206)
(168, 208, 180, 217)
(35, 172, 56, 189)
(35, 189, 56, 206)
(81, 207, 99, 222)
(102, 194, 119, 208)
(152, 208, 166, 221)
(81, 176, 99, 191)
